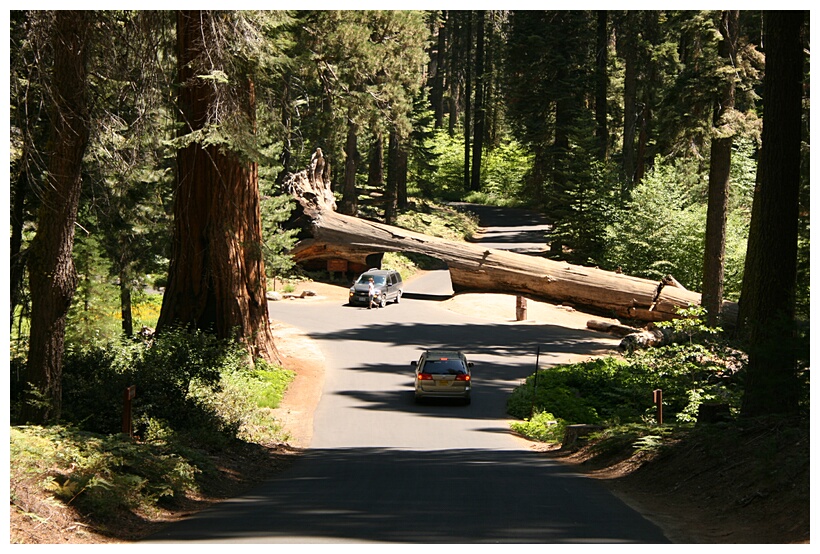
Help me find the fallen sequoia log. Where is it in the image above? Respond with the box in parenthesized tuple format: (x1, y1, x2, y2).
(284, 152, 738, 325)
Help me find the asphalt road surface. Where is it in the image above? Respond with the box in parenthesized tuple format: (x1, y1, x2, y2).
(145, 207, 669, 544)
(451, 201, 553, 254)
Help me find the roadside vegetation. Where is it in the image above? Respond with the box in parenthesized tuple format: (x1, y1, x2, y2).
(10, 311, 295, 541)
(508, 306, 808, 443)
(505, 306, 809, 543)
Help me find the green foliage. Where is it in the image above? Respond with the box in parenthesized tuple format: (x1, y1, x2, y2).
(587, 424, 677, 457)
(52, 328, 294, 447)
(510, 411, 567, 443)
(416, 131, 535, 206)
(507, 333, 745, 434)
(467, 140, 534, 206)
(381, 252, 419, 280)
(245, 360, 295, 409)
(602, 155, 752, 297)
(395, 198, 479, 241)
(258, 185, 298, 283)
(656, 304, 721, 340)
(604, 159, 706, 288)
(555, 160, 622, 265)
(10, 425, 200, 519)
(418, 129, 466, 200)
(188, 358, 294, 445)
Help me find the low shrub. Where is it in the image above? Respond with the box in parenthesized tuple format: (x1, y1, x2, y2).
(10, 425, 201, 520)
(52, 327, 294, 447)
(510, 411, 567, 443)
(507, 341, 744, 430)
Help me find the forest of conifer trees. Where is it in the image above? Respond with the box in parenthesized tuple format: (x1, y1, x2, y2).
(10, 10, 809, 422)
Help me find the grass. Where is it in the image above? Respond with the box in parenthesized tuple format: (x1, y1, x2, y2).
(396, 197, 480, 241)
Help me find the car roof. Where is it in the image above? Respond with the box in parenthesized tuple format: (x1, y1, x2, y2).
(362, 268, 398, 275)
(423, 350, 465, 359)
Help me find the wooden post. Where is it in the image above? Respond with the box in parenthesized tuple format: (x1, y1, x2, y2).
(516, 295, 528, 321)
(653, 389, 663, 425)
(122, 385, 136, 437)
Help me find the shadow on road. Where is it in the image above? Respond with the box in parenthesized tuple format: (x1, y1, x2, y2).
(307, 319, 616, 360)
(144, 446, 668, 543)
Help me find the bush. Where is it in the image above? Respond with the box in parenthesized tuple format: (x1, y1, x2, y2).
(507, 339, 744, 431)
(10, 425, 201, 519)
(54, 327, 295, 447)
(510, 411, 567, 443)
(603, 155, 752, 296)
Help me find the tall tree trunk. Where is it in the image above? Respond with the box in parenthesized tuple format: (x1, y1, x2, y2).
(397, 143, 408, 210)
(10, 156, 29, 328)
(470, 10, 485, 192)
(22, 11, 91, 424)
(446, 13, 460, 136)
(120, 274, 134, 337)
(595, 11, 609, 161)
(621, 11, 638, 192)
(484, 11, 500, 149)
(739, 11, 804, 417)
(158, 10, 278, 364)
(547, 65, 572, 257)
(463, 12, 472, 192)
(385, 128, 400, 225)
(367, 131, 384, 191)
(432, 10, 447, 128)
(340, 117, 358, 216)
(702, 10, 739, 327)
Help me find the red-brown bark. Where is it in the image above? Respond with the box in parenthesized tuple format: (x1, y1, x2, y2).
(158, 11, 278, 363)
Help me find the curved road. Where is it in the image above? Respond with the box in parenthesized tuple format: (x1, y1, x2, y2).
(146, 207, 669, 544)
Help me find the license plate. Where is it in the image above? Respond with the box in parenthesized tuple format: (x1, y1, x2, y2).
(436, 380, 452, 387)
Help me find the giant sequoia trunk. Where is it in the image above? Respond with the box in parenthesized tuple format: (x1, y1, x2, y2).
(286, 160, 738, 325)
(158, 11, 278, 363)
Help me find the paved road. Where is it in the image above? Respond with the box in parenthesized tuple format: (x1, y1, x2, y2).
(450, 202, 552, 254)
(145, 206, 669, 543)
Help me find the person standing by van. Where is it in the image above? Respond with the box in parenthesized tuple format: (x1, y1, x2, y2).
(367, 277, 376, 309)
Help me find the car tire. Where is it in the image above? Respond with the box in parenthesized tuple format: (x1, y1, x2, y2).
(379, 297, 386, 308)
(394, 291, 402, 304)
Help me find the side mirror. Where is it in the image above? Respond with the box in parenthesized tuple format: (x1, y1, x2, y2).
(411, 361, 418, 367)
(467, 362, 474, 368)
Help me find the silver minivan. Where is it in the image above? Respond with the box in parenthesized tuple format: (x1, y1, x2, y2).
(412, 350, 473, 405)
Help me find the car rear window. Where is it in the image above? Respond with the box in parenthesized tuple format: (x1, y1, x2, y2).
(422, 359, 467, 374)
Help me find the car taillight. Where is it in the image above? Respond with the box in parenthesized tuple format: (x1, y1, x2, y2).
(418, 373, 433, 380)
(455, 374, 471, 381)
